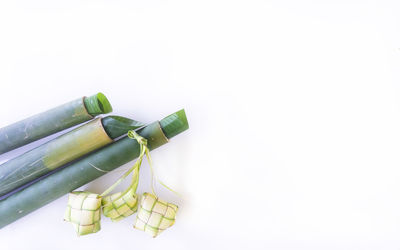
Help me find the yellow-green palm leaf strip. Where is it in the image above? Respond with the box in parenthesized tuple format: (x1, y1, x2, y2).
(101, 131, 149, 222)
(0, 93, 112, 155)
(101, 164, 141, 222)
(128, 129, 180, 237)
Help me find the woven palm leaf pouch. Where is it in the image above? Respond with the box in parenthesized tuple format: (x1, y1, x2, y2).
(64, 192, 101, 236)
(102, 188, 138, 222)
(129, 130, 180, 237)
(134, 193, 178, 237)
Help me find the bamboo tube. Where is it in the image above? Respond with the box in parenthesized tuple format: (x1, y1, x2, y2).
(0, 109, 188, 229)
(0, 93, 112, 155)
(0, 116, 144, 197)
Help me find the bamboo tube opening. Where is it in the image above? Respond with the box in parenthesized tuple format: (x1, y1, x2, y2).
(160, 109, 189, 139)
(84, 92, 113, 116)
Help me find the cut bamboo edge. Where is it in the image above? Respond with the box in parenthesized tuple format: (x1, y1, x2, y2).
(0, 92, 112, 155)
(0, 109, 189, 229)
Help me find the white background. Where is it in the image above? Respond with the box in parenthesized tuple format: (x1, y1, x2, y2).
(0, 0, 400, 249)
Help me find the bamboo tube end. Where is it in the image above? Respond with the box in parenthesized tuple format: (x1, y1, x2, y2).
(159, 109, 189, 139)
(84, 93, 113, 116)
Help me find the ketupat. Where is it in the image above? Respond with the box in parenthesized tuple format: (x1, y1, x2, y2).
(101, 144, 143, 222)
(102, 188, 139, 222)
(0, 93, 112, 155)
(0, 109, 188, 229)
(0, 115, 144, 197)
(64, 192, 102, 236)
(134, 193, 178, 237)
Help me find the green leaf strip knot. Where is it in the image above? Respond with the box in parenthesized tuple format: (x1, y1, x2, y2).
(127, 130, 179, 197)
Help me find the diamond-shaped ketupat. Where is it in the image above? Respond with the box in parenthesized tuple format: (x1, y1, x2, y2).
(102, 187, 138, 222)
(64, 191, 101, 236)
(134, 193, 178, 237)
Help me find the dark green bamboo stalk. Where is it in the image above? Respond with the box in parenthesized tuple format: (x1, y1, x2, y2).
(0, 109, 188, 229)
(0, 93, 112, 155)
(0, 116, 144, 197)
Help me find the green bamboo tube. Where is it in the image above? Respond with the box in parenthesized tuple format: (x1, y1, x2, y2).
(0, 109, 188, 229)
(0, 93, 112, 155)
(0, 116, 144, 197)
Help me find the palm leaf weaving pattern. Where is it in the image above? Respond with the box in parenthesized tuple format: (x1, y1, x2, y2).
(134, 192, 178, 237)
(64, 191, 101, 236)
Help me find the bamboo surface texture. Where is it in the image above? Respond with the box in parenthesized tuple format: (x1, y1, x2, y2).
(0, 118, 113, 197)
